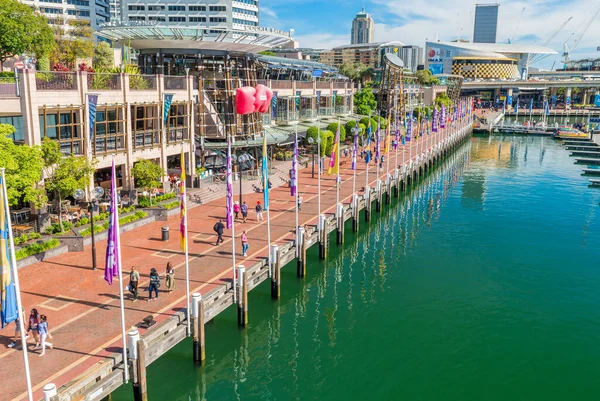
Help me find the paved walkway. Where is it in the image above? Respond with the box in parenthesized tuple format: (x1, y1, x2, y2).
(0, 123, 466, 401)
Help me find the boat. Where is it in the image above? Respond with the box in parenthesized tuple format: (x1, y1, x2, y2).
(553, 126, 589, 139)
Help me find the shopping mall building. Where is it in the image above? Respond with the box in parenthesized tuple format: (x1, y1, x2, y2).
(425, 41, 556, 79)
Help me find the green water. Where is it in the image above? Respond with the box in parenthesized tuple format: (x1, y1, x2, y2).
(111, 137, 600, 401)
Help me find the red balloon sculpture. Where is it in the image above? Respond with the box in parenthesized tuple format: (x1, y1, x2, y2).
(235, 84, 273, 115)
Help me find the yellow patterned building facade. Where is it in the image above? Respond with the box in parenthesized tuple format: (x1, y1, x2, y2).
(451, 57, 519, 79)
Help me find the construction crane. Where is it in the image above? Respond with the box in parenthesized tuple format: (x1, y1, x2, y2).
(527, 16, 572, 67)
(563, 1, 600, 68)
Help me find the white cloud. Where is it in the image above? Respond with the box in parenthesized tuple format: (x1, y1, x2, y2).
(294, 32, 349, 49)
(262, 6, 278, 19)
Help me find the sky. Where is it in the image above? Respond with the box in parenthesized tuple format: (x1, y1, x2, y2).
(259, 0, 600, 70)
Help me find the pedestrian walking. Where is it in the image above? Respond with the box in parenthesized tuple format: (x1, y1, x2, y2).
(8, 307, 27, 348)
(255, 201, 263, 221)
(129, 266, 140, 302)
(233, 201, 240, 220)
(241, 201, 248, 223)
(147, 268, 160, 301)
(165, 262, 175, 292)
(35, 315, 53, 357)
(213, 219, 225, 245)
(241, 231, 249, 257)
(297, 194, 303, 211)
(27, 308, 40, 347)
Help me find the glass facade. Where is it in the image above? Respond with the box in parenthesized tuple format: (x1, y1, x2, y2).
(39, 107, 84, 155)
(0, 116, 25, 142)
(473, 4, 499, 44)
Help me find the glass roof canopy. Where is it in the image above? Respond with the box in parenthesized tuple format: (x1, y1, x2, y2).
(257, 55, 338, 73)
(99, 22, 293, 52)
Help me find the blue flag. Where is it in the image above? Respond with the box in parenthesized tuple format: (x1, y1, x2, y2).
(163, 93, 174, 124)
(88, 94, 98, 140)
(0, 174, 17, 328)
(529, 98, 533, 114)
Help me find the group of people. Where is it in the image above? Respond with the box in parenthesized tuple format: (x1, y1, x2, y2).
(127, 262, 176, 302)
(8, 308, 53, 357)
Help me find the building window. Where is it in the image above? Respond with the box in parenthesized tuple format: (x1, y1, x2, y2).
(232, 7, 257, 16)
(148, 16, 165, 21)
(68, 10, 90, 16)
(129, 16, 146, 21)
(233, 0, 258, 5)
(128, 5, 145, 10)
(148, 5, 164, 10)
(209, 17, 226, 23)
(189, 16, 206, 22)
(233, 18, 257, 26)
(169, 16, 186, 22)
(131, 104, 160, 149)
(168, 5, 185, 11)
(209, 5, 226, 11)
(40, 7, 63, 14)
(188, 5, 205, 11)
(0, 116, 25, 142)
(67, 0, 90, 5)
(40, 0, 63, 4)
(39, 107, 84, 155)
(166, 102, 190, 144)
(93, 106, 126, 155)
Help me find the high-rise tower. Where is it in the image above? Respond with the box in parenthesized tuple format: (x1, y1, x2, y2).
(473, 3, 499, 43)
(351, 7, 374, 45)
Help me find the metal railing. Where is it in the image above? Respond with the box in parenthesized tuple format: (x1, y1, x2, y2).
(270, 80, 293, 89)
(300, 109, 318, 119)
(87, 73, 121, 90)
(295, 81, 313, 89)
(316, 81, 331, 89)
(0, 77, 18, 98)
(129, 75, 157, 90)
(333, 81, 347, 89)
(164, 76, 187, 90)
(35, 71, 77, 91)
(319, 107, 334, 116)
(335, 106, 349, 114)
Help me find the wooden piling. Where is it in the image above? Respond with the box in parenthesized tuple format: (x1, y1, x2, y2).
(271, 245, 280, 299)
(364, 187, 371, 221)
(336, 203, 344, 244)
(136, 338, 148, 401)
(297, 226, 306, 277)
(319, 214, 328, 259)
(375, 180, 382, 212)
(237, 265, 248, 326)
(192, 293, 205, 364)
(352, 194, 359, 232)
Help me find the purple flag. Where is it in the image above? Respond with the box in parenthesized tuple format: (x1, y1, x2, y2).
(104, 159, 120, 285)
(393, 114, 399, 150)
(352, 120, 358, 170)
(432, 106, 438, 133)
(406, 112, 412, 142)
(440, 105, 446, 129)
(375, 120, 380, 160)
(290, 133, 298, 196)
(226, 140, 233, 229)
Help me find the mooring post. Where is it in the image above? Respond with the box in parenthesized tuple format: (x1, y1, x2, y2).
(352, 194, 359, 231)
(137, 337, 148, 401)
(128, 328, 141, 401)
(271, 244, 280, 299)
(237, 265, 248, 326)
(375, 180, 382, 212)
(43, 383, 57, 401)
(364, 186, 371, 221)
(192, 292, 205, 364)
(336, 203, 344, 244)
(318, 214, 328, 259)
(297, 226, 306, 277)
(394, 168, 399, 197)
(386, 174, 392, 204)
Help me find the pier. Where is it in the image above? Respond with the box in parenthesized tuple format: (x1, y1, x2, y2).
(3, 119, 473, 401)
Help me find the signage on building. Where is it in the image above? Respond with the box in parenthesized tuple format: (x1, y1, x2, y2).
(313, 69, 322, 77)
(429, 64, 443, 75)
(427, 47, 442, 63)
(589, 117, 600, 123)
(594, 96, 600, 108)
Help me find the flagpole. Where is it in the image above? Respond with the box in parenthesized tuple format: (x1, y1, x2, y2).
(365, 112, 371, 190)
(227, 138, 237, 303)
(336, 118, 341, 206)
(294, 125, 299, 257)
(386, 115, 390, 180)
(1, 168, 33, 401)
(317, 125, 321, 220)
(112, 158, 129, 383)
(180, 146, 190, 337)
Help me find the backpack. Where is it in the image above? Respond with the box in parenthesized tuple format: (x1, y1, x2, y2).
(213, 223, 219, 232)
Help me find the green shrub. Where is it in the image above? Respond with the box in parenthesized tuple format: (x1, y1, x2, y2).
(161, 200, 179, 209)
(28, 232, 42, 240)
(44, 221, 73, 235)
(345, 120, 357, 136)
(326, 123, 346, 142)
(155, 193, 176, 202)
(79, 211, 148, 237)
(75, 217, 89, 227)
(15, 239, 60, 260)
(322, 130, 335, 156)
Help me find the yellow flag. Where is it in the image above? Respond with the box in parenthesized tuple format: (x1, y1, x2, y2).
(327, 126, 340, 175)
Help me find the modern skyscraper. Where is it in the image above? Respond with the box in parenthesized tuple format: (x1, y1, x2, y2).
(473, 3, 499, 43)
(398, 45, 424, 72)
(120, 0, 259, 29)
(18, 0, 110, 35)
(351, 8, 374, 45)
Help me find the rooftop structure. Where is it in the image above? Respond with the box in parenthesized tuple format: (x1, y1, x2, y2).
(425, 41, 556, 79)
(351, 7, 374, 44)
(473, 3, 499, 44)
(398, 45, 424, 73)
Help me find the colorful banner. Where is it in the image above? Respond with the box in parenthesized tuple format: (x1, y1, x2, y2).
(406, 111, 412, 142)
(328, 125, 340, 175)
(0, 174, 17, 328)
(104, 159, 120, 285)
(375, 120, 380, 159)
(440, 105, 446, 129)
(291, 133, 298, 196)
(393, 112, 399, 150)
(179, 149, 187, 252)
(529, 98, 533, 114)
(163, 93, 174, 124)
(332, 90, 338, 107)
(352, 120, 358, 170)
(262, 135, 269, 211)
(88, 94, 98, 140)
(316, 91, 321, 106)
(271, 91, 278, 118)
(295, 90, 301, 109)
(226, 140, 233, 229)
(432, 106, 438, 133)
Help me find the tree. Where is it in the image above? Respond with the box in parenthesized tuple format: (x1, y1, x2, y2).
(416, 69, 440, 86)
(305, 127, 333, 156)
(0, 124, 46, 207)
(360, 67, 375, 84)
(93, 42, 114, 70)
(51, 37, 94, 68)
(326, 122, 346, 142)
(258, 50, 276, 56)
(132, 159, 164, 189)
(339, 61, 367, 82)
(0, 0, 54, 64)
(354, 87, 377, 115)
(42, 138, 95, 232)
(434, 93, 452, 108)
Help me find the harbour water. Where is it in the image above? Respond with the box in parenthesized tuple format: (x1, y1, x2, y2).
(110, 136, 600, 401)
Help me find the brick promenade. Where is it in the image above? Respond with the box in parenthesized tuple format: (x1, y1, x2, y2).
(0, 128, 456, 400)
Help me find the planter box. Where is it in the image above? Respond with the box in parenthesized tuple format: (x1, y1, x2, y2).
(16, 244, 69, 269)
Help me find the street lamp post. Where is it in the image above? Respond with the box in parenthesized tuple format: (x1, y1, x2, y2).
(308, 137, 316, 178)
(234, 153, 251, 205)
(74, 186, 105, 270)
